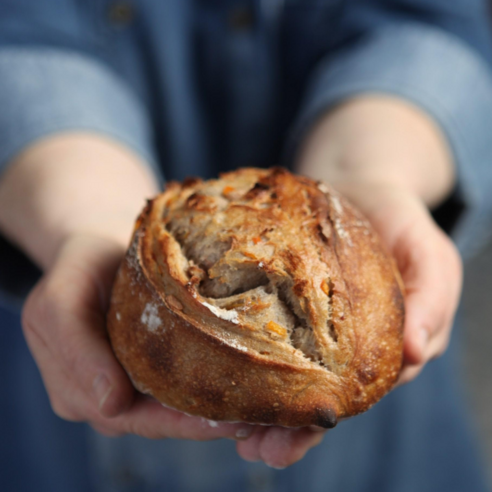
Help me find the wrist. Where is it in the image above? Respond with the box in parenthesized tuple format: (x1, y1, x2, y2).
(296, 95, 455, 208)
(0, 133, 158, 270)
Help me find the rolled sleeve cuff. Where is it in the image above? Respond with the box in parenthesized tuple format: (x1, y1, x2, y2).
(289, 23, 492, 258)
(0, 47, 161, 180)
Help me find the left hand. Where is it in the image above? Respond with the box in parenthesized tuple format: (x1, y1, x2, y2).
(296, 94, 462, 385)
(235, 425, 326, 469)
(238, 181, 463, 467)
(22, 232, 326, 468)
(263, 94, 462, 468)
(333, 182, 463, 385)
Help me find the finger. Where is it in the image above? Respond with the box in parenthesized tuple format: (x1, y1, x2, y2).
(23, 285, 126, 423)
(396, 363, 424, 387)
(22, 294, 89, 421)
(93, 395, 257, 441)
(396, 221, 461, 366)
(25, 274, 259, 442)
(23, 236, 135, 419)
(28, 277, 134, 419)
(23, 326, 258, 443)
(398, 226, 444, 364)
(334, 185, 462, 386)
(236, 427, 269, 462)
(237, 426, 325, 469)
(260, 427, 325, 468)
(396, 319, 453, 387)
(23, 297, 133, 427)
(54, 237, 136, 417)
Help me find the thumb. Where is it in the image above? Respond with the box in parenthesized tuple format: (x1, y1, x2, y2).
(23, 234, 135, 418)
(396, 220, 462, 367)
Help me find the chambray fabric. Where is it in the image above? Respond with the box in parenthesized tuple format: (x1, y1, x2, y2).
(1, 302, 489, 492)
(1, 2, 492, 254)
(1, 0, 492, 490)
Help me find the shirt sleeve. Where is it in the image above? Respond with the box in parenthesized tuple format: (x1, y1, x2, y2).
(289, 19, 492, 259)
(0, 46, 161, 180)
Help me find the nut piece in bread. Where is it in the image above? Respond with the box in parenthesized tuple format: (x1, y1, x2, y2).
(107, 167, 404, 428)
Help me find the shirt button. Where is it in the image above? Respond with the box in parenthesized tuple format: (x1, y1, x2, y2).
(108, 1, 135, 27)
(228, 5, 255, 31)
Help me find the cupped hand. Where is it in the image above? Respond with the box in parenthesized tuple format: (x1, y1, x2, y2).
(22, 233, 324, 468)
(239, 181, 463, 466)
(335, 182, 463, 385)
(21, 180, 459, 469)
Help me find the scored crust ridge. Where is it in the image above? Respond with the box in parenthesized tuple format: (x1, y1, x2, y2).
(107, 167, 404, 428)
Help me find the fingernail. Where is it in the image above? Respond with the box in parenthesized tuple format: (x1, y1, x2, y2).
(265, 463, 286, 470)
(93, 374, 113, 410)
(235, 426, 255, 440)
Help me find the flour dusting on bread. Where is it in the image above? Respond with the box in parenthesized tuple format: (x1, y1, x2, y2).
(141, 302, 162, 332)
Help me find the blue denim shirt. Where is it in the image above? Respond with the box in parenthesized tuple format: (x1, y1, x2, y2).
(1, 0, 492, 260)
(1, 3, 492, 491)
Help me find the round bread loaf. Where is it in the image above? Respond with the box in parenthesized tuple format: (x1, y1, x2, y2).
(107, 167, 404, 428)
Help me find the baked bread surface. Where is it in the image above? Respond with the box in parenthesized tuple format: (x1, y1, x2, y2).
(108, 167, 404, 428)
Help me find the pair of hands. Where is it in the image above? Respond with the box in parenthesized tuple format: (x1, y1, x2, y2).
(6, 95, 460, 469)
(21, 182, 461, 469)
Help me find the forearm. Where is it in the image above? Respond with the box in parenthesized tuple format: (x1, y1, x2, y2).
(296, 95, 455, 208)
(0, 133, 159, 270)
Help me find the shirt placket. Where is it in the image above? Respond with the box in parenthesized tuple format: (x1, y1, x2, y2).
(225, 0, 284, 168)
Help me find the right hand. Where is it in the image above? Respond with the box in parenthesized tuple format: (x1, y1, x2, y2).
(22, 232, 325, 467)
(1, 134, 322, 468)
(22, 233, 257, 440)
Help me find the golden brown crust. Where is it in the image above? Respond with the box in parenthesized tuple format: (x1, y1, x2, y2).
(107, 167, 404, 428)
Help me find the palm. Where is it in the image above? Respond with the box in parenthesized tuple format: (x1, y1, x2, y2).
(336, 184, 462, 384)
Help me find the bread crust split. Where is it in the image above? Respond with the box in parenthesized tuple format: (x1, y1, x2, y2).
(107, 167, 404, 428)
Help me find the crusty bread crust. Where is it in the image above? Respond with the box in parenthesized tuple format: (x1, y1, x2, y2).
(107, 168, 404, 428)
